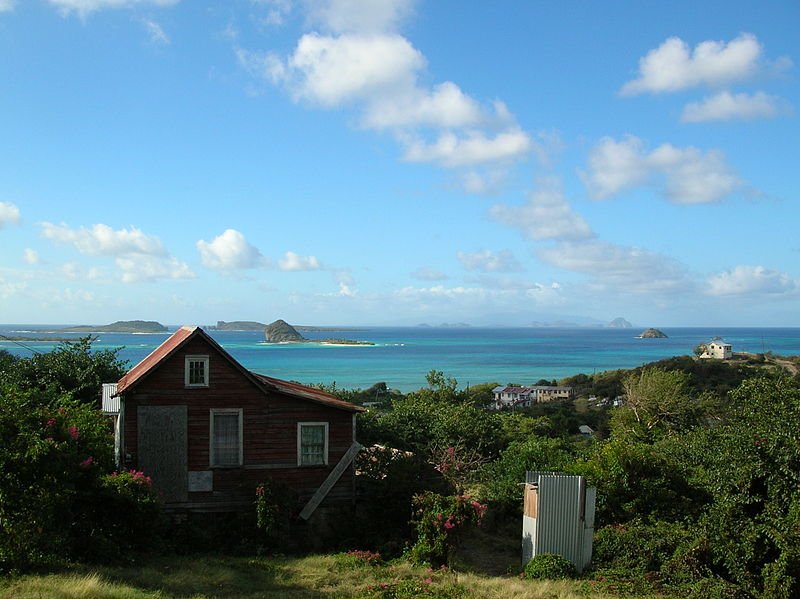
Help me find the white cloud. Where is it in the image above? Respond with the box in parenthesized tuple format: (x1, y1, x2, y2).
(278, 33, 424, 106)
(707, 265, 798, 296)
(538, 240, 691, 295)
(0, 202, 21, 228)
(402, 128, 533, 167)
(48, 0, 180, 17)
(0, 0, 15, 13)
(241, 5, 535, 176)
(621, 33, 769, 95)
(0, 275, 26, 299)
(681, 91, 787, 122)
(61, 262, 104, 280)
(411, 267, 448, 281)
(116, 255, 195, 283)
(305, 0, 415, 34)
(278, 250, 320, 271)
(337, 281, 356, 297)
(40, 222, 166, 256)
(490, 177, 593, 241)
(580, 135, 743, 204)
(23, 249, 40, 265)
(460, 169, 509, 195)
(143, 19, 170, 45)
(457, 249, 522, 273)
(363, 81, 484, 130)
(253, 0, 292, 27)
(396, 284, 490, 300)
(196, 229, 265, 271)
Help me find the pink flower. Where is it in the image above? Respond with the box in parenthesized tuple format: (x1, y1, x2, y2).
(446, 447, 455, 456)
(46, 418, 56, 428)
(68, 426, 79, 440)
(80, 456, 93, 468)
(444, 518, 455, 530)
(424, 577, 433, 585)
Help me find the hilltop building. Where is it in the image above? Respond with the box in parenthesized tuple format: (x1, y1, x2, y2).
(492, 385, 574, 410)
(699, 340, 733, 360)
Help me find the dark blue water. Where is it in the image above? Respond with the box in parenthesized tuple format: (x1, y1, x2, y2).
(2, 325, 799, 392)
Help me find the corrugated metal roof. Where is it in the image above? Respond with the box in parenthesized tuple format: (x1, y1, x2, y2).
(253, 373, 365, 413)
(116, 325, 197, 394)
(115, 325, 364, 413)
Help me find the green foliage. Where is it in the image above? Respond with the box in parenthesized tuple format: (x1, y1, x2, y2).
(580, 436, 708, 525)
(0, 384, 159, 572)
(615, 367, 699, 441)
(523, 553, 576, 580)
(254, 479, 296, 551)
(0, 337, 127, 405)
(333, 550, 384, 570)
(408, 492, 487, 567)
(359, 577, 468, 599)
(479, 436, 574, 513)
(369, 374, 503, 458)
(593, 521, 691, 574)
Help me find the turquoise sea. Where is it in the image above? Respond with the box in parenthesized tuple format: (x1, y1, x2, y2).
(2, 326, 799, 392)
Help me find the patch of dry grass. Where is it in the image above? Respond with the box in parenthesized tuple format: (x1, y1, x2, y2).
(0, 554, 633, 599)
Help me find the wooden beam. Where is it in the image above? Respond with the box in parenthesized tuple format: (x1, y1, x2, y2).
(299, 442, 361, 520)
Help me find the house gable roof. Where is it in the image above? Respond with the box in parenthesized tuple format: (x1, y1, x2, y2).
(115, 325, 364, 413)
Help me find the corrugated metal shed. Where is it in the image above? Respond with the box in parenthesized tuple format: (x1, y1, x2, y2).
(522, 471, 596, 573)
(101, 382, 119, 414)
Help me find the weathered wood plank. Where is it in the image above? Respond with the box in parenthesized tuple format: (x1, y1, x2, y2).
(299, 442, 361, 520)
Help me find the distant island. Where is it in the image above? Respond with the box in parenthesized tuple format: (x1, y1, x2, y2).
(58, 320, 168, 333)
(639, 328, 668, 339)
(212, 321, 267, 331)
(608, 317, 632, 329)
(264, 319, 373, 345)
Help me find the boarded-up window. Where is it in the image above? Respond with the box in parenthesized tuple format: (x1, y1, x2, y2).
(210, 409, 242, 467)
(298, 422, 328, 466)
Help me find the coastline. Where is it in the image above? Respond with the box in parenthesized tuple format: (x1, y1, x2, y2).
(2, 325, 799, 393)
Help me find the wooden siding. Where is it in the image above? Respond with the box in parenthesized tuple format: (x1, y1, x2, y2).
(122, 335, 357, 511)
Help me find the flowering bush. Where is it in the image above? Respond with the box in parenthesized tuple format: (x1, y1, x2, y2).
(408, 492, 488, 567)
(334, 550, 384, 571)
(0, 384, 161, 571)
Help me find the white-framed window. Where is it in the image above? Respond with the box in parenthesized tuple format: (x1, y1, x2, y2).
(185, 355, 209, 388)
(297, 422, 328, 466)
(210, 408, 243, 467)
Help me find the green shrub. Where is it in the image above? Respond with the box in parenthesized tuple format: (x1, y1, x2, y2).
(523, 553, 576, 580)
(408, 492, 487, 567)
(0, 384, 161, 571)
(254, 478, 296, 551)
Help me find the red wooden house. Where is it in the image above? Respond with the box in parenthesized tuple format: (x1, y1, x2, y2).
(111, 326, 364, 522)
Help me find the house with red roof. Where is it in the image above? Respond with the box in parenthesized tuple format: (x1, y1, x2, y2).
(110, 326, 364, 522)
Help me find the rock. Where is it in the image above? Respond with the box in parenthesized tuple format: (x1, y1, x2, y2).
(264, 319, 306, 343)
(639, 328, 668, 338)
(608, 317, 632, 328)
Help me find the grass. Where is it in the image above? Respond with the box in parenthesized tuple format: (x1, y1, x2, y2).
(0, 554, 637, 599)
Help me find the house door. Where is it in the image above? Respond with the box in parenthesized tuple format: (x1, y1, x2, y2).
(137, 405, 188, 503)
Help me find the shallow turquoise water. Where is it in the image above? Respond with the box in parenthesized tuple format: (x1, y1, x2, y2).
(2, 326, 799, 392)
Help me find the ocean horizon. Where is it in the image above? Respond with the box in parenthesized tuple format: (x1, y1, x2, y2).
(2, 325, 799, 392)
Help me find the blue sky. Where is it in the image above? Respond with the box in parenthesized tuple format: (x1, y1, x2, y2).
(1, 0, 798, 327)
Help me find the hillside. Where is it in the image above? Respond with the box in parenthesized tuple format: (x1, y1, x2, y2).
(264, 319, 306, 342)
(212, 320, 266, 331)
